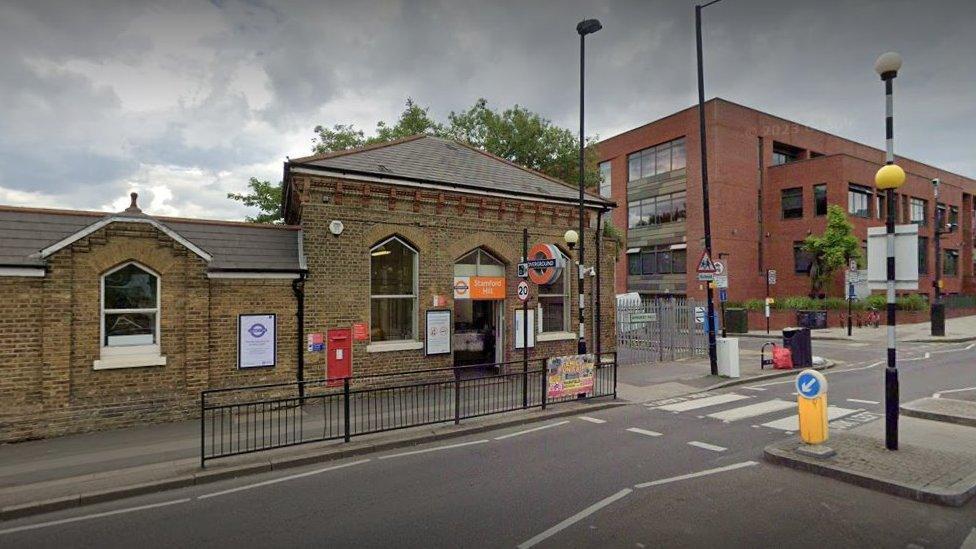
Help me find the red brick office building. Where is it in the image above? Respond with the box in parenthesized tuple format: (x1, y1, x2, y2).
(597, 98, 976, 302)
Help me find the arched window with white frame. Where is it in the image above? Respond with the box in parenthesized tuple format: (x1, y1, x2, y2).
(370, 237, 418, 342)
(96, 262, 165, 369)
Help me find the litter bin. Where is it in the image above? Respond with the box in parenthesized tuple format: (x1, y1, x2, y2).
(782, 326, 812, 368)
(724, 308, 748, 334)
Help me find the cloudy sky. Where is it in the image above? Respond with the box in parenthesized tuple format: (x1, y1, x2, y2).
(1, 0, 973, 220)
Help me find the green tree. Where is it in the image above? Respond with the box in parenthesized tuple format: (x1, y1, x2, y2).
(226, 177, 282, 223)
(802, 204, 862, 297)
(310, 123, 366, 154)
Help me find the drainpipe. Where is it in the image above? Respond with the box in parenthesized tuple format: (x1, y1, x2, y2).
(292, 272, 307, 400)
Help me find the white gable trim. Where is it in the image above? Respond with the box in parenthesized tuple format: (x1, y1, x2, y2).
(36, 216, 213, 262)
(207, 272, 301, 279)
(0, 267, 46, 277)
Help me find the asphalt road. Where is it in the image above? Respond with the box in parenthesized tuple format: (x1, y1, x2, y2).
(2, 340, 975, 548)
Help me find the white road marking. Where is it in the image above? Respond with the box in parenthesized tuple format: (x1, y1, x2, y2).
(846, 398, 880, 405)
(761, 407, 862, 431)
(933, 387, 976, 399)
(752, 360, 885, 388)
(494, 421, 569, 440)
(198, 459, 371, 499)
(0, 498, 190, 536)
(742, 386, 767, 392)
(654, 393, 750, 412)
(959, 527, 976, 549)
(706, 399, 794, 422)
(626, 427, 663, 437)
(379, 439, 489, 458)
(634, 461, 757, 489)
(687, 441, 727, 452)
(578, 416, 606, 424)
(924, 352, 931, 359)
(517, 488, 633, 549)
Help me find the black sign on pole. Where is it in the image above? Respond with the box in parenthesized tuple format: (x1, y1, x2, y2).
(522, 228, 529, 409)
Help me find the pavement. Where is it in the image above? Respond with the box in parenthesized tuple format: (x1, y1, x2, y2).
(736, 314, 976, 343)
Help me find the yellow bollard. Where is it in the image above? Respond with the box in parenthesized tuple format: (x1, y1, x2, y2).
(795, 369, 829, 445)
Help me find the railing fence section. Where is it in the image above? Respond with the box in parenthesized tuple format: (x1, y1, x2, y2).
(616, 298, 707, 365)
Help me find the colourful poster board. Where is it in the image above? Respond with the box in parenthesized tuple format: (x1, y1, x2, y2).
(546, 354, 595, 399)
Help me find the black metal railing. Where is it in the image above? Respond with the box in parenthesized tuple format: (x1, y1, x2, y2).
(201, 352, 617, 466)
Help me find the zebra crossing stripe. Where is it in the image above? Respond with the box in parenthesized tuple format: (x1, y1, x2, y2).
(760, 406, 862, 431)
(654, 393, 750, 412)
(706, 399, 795, 422)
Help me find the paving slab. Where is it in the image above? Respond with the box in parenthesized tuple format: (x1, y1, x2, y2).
(764, 418, 976, 507)
(902, 397, 976, 428)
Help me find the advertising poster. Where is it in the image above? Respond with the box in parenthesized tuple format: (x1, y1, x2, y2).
(239, 314, 276, 369)
(425, 310, 452, 355)
(546, 354, 595, 399)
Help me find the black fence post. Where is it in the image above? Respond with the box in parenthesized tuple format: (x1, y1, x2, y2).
(343, 377, 351, 443)
(200, 391, 206, 469)
(540, 359, 548, 410)
(612, 351, 618, 399)
(454, 372, 461, 425)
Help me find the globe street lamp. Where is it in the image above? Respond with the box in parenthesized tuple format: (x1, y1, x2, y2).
(575, 18, 602, 356)
(874, 51, 904, 451)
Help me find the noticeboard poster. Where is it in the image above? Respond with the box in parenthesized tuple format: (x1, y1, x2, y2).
(239, 314, 276, 369)
(425, 309, 452, 355)
(546, 354, 595, 399)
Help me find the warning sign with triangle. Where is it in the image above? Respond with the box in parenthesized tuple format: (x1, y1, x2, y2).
(696, 250, 717, 274)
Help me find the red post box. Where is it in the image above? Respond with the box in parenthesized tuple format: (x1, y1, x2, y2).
(327, 328, 352, 386)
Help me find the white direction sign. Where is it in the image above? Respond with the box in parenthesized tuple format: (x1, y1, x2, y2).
(713, 261, 726, 276)
(714, 274, 728, 289)
(517, 281, 529, 302)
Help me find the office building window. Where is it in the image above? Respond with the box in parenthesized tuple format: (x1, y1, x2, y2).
(936, 203, 947, 228)
(918, 237, 928, 274)
(626, 138, 687, 182)
(627, 245, 683, 276)
(672, 249, 687, 274)
(772, 142, 802, 166)
(627, 191, 687, 229)
(793, 242, 814, 274)
(814, 184, 828, 216)
(910, 198, 927, 226)
(848, 184, 872, 218)
(628, 253, 641, 276)
(599, 161, 612, 198)
(949, 205, 960, 228)
(876, 193, 886, 220)
(944, 249, 959, 276)
(641, 249, 657, 275)
(781, 187, 803, 219)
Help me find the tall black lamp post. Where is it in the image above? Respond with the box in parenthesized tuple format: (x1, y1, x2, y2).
(874, 51, 905, 451)
(696, 0, 724, 375)
(575, 18, 602, 355)
(931, 178, 948, 336)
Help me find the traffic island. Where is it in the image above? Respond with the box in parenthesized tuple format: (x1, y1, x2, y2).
(901, 397, 976, 428)
(764, 423, 976, 507)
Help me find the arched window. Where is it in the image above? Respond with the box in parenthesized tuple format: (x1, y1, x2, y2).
(538, 250, 571, 333)
(102, 262, 160, 348)
(370, 237, 418, 342)
(454, 248, 505, 278)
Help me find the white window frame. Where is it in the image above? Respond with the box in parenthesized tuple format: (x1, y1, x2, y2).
(537, 250, 572, 337)
(368, 236, 419, 350)
(95, 261, 166, 370)
(598, 161, 612, 198)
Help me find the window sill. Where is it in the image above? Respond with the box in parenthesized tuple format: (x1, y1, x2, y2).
(537, 331, 577, 342)
(366, 340, 424, 353)
(93, 354, 167, 370)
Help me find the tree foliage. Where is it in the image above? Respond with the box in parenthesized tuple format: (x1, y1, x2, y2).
(226, 177, 282, 223)
(239, 98, 601, 223)
(802, 204, 862, 297)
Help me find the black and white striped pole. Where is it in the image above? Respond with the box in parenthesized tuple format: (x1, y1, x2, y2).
(874, 51, 905, 451)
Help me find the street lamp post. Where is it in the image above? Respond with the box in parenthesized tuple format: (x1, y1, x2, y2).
(931, 178, 946, 336)
(874, 51, 905, 451)
(575, 18, 602, 355)
(696, 0, 724, 376)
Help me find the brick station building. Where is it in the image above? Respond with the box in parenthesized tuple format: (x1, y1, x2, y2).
(0, 135, 615, 442)
(597, 98, 976, 302)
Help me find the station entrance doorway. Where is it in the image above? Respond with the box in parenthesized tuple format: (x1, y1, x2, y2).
(453, 248, 506, 373)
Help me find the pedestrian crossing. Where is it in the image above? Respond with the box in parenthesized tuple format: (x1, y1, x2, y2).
(646, 391, 874, 433)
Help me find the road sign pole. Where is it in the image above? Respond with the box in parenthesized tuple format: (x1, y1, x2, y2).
(522, 228, 529, 409)
(765, 270, 771, 335)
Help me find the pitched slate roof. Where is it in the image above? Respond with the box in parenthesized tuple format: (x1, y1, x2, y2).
(288, 135, 613, 207)
(0, 205, 303, 272)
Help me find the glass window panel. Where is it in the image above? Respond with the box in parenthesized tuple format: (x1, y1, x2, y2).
(628, 254, 641, 275)
(371, 239, 415, 295)
(655, 145, 671, 175)
(672, 250, 687, 273)
(639, 199, 654, 227)
(539, 296, 565, 332)
(104, 264, 157, 309)
(949, 206, 959, 227)
(370, 297, 414, 341)
(599, 161, 612, 197)
(658, 251, 672, 274)
(105, 312, 155, 345)
(456, 250, 479, 265)
(628, 201, 641, 229)
(910, 198, 927, 225)
(628, 154, 641, 182)
(782, 188, 803, 219)
(814, 184, 827, 216)
(671, 139, 686, 170)
(944, 250, 959, 276)
(918, 237, 928, 274)
(641, 149, 656, 179)
(672, 192, 687, 222)
(641, 250, 656, 274)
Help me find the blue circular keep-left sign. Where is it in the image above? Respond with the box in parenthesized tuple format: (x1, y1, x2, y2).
(795, 369, 827, 399)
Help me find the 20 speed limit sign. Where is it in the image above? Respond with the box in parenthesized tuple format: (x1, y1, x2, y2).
(517, 281, 529, 302)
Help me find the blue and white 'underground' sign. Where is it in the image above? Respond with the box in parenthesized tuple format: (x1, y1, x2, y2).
(795, 369, 827, 400)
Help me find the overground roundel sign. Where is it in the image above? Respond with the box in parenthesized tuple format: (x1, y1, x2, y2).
(527, 243, 564, 285)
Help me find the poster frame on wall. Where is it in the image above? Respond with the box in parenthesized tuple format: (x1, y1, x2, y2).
(238, 313, 277, 369)
(425, 309, 452, 356)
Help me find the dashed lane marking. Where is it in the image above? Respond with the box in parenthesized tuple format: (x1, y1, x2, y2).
(494, 421, 569, 440)
(654, 393, 750, 412)
(742, 387, 767, 392)
(379, 439, 489, 458)
(626, 427, 663, 437)
(761, 406, 862, 431)
(578, 416, 606, 424)
(517, 488, 633, 549)
(687, 441, 727, 452)
(634, 461, 757, 489)
(846, 398, 880, 405)
(706, 399, 795, 422)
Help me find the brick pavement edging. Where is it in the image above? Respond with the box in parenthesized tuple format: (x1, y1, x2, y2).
(901, 398, 976, 428)
(0, 399, 625, 522)
(763, 434, 976, 507)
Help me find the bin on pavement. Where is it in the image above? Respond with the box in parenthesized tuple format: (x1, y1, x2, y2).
(716, 337, 740, 378)
(782, 327, 812, 368)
